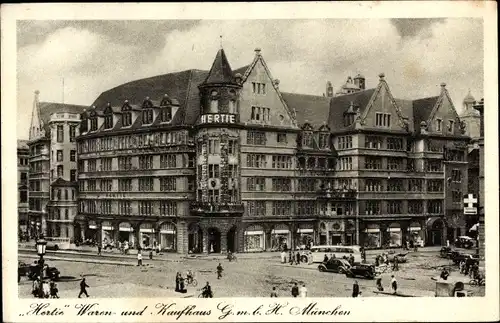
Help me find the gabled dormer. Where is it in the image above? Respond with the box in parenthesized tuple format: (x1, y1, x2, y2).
(343, 102, 358, 127)
(159, 94, 179, 123)
(121, 100, 133, 127)
(88, 108, 98, 132)
(299, 122, 314, 149)
(103, 103, 114, 130)
(80, 110, 89, 133)
(318, 123, 331, 150)
(141, 97, 154, 125)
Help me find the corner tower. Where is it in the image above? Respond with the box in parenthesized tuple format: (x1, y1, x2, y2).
(193, 48, 244, 253)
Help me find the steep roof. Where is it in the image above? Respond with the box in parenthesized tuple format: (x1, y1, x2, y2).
(201, 48, 237, 85)
(327, 88, 376, 131)
(412, 96, 439, 130)
(37, 102, 87, 137)
(17, 139, 29, 150)
(394, 98, 414, 132)
(281, 92, 331, 128)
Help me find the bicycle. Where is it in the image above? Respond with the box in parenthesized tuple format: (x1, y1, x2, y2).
(226, 253, 237, 262)
(198, 289, 214, 298)
(469, 276, 485, 286)
(186, 276, 198, 287)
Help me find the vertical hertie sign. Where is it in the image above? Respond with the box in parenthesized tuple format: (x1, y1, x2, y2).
(463, 193, 478, 215)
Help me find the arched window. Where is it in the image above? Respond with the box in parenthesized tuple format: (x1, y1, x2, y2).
(228, 100, 236, 114)
(209, 90, 218, 113)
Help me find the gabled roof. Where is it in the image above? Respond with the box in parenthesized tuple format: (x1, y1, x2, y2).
(281, 92, 331, 128)
(412, 96, 439, 130)
(17, 139, 29, 150)
(327, 88, 376, 131)
(201, 48, 238, 86)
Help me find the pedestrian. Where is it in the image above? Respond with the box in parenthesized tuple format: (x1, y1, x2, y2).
(376, 277, 384, 291)
(49, 280, 59, 298)
(149, 249, 153, 260)
(349, 254, 355, 265)
(42, 280, 50, 298)
(299, 284, 308, 297)
(280, 251, 286, 263)
(270, 287, 278, 297)
(137, 251, 143, 266)
(296, 251, 301, 265)
(291, 283, 299, 297)
(179, 274, 186, 293)
(391, 275, 398, 295)
(97, 243, 102, 256)
(392, 256, 399, 271)
(32, 276, 40, 297)
(202, 282, 213, 298)
(175, 272, 181, 292)
(352, 280, 360, 297)
(323, 254, 329, 263)
(440, 268, 450, 280)
(375, 255, 380, 267)
(78, 277, 89, 298)
(289, 251, 294, 265)
(216, 263, 223, 279)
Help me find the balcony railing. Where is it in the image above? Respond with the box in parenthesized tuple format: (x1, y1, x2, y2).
(190, 202, 244, 214)
(316, 188, 357, 200)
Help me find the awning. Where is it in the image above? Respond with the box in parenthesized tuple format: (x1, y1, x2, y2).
(388, 228, 401, 232)
(89, 225, 97, 229)
(102, 226, 113, 230)
(409, 227, 421, 231)
(271, 229, 289, 234)
(160, 229, 175, 234)
(297, 228, 314, 233)
(140, 228, 155, 233)
(245, 230, 264, 235)
(365, 228, 380, 233)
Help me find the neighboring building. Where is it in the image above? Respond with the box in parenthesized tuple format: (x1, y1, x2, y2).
(472, 98, 485, 261)
(334, 74, 366, 97)
(75, 47, 471, 253)
(460, 91, 481, 232)
(18, 140, 30, 237)
(27, 90, 86, 239)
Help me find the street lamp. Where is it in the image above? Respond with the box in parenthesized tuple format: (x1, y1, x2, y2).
(36, 236, 47, 282)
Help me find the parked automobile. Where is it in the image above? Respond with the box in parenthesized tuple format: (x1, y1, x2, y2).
(451, 252, 479, 266)
(18, 261, 30, 277)
(345, 263, 376, 279)
(27, 262, 60, 281)
(454, 236, 474, 249)
(440, 246, 453, 258)
(318, 258, 351, 273)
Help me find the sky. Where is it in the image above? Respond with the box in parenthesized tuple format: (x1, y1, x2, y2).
(16, 18, 484, 139)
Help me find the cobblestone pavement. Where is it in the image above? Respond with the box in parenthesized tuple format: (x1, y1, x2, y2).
(18, 248, 484, 298)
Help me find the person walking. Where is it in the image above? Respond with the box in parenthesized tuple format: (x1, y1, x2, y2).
(137, 251, 143, 266)
(216, 263, 223, 279)
(289, 251, 294, 265)
(296, 251, 301, 265)
(78, 277, 89, 298)
(291, 283, 299, 297)
(376, 277, 384, 291)
(202, 282, 213, 298)
(352, 280, 360, 297)
(175, 272, 181, 292)
(49, 280, 59, 298)
(391, 275, 398, 295)
(392, 256, 399, 271)
(299, 284, 308, 297)
(349, 254, 355, 265)
(97, 243, 102, 256)
(323, 254, 329, 263)
(149, 249, 153, 260)
(270, 287, 278, 297)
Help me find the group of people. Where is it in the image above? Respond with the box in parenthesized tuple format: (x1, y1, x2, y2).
(290, 283, 308, 297)
(459, 257, 480, 279)
(375, 276, 398, 294)
(31, 277, 59, 298)
(280, 250, 304, 265)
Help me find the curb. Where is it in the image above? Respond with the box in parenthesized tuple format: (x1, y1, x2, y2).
(19, 253, 137, 267)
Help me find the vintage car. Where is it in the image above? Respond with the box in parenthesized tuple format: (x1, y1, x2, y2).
(451, 252, 479, 265)
(440, 246, 454, 258)
(318, 258, 351, 273)
(27, 261, 61, 281)
(345, 263, 376, 279)
(454, 236, 475, 249)
(18, 261, 30, 276)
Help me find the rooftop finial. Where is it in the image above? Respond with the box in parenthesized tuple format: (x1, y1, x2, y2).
(220, 35, 223, 49)
(379, 73, 385, 80)
(440, 82, 446, 88)
(254, 48, 261, 56)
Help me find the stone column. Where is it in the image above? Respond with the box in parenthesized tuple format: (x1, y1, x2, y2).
(113, 221, 120, 247)
(68, 224, 74, 241)
(176, 221, 188, 254)
(442, 224, 448, 247)
(96, 220, 103, 245)
(355, 218, 360, 245)
(133, 222, 141, 249)
(220, 228, 228, 254)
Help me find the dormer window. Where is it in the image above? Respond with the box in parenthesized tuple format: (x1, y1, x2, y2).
(80, 117, 88, 132)
(122, 112, 132, 127)
(319, 133, 329, 149)
(142, 109, 153, 124)
(104, 114, 113, 129)
(343, 114, 354, 127)
(90, 118, 98, 131)
(436, 119, 442, 132)
(302, 132, 314, 147)
(448, 120, 454, 133)
(161, 107, 172, 123)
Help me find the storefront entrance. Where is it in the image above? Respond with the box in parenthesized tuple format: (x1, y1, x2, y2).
(427, 217, 444, 246)
(188, 223, 203, 253)
(207, 227, 221, 253)
(227, 226, 236, 252)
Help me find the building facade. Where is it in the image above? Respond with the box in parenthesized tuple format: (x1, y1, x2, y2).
(18, 140, 30, 238)
(472, 98, 485, 261)
(27, 90, 86, 239)
(73, 48, 471, 253)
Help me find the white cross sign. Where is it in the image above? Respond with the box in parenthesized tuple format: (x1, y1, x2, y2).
(464, 193, 478, 215)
